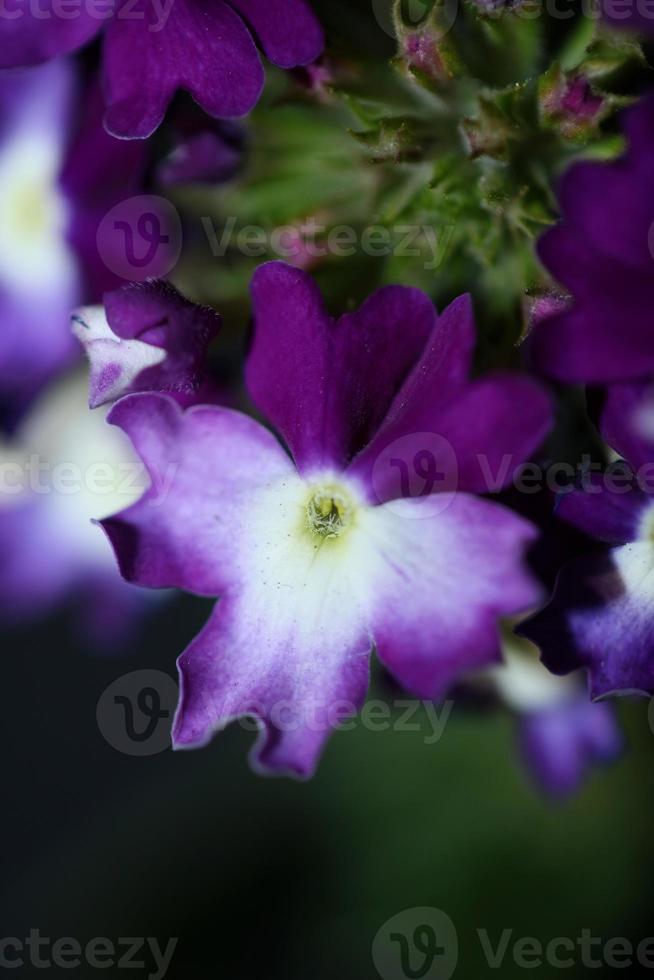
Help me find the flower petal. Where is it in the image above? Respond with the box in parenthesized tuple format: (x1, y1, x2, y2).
(174, 588, 370, 778)
(530, 95, 654, 383)
(0, 3, 101, 68)
(556, 476, 650, 546)
(600, 381, 654, 475)
(59, 79, 150, 297)
(103, 0, 264, 138)
(100, 393, 295, 595)
(350, 298, 552, 499)
(530, 225, 654, 383)
(363, 493, 541, 699)
(518, 697, 622, 799)
(73, 281, 220, 408)
(521, 544, 654, 698)
(0, 61, 80, 426)
(245, 261, 437, 474)
(227, 0, 324, 68)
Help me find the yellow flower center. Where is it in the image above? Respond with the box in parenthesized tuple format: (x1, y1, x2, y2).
(305, 484, 355, 540)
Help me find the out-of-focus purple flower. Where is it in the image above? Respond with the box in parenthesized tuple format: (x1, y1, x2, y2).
(73, 280, 221, 408)
(158, 131, 242, 188)
(519, 698, 621, 799)
(156, 111, 246, 188)
(522, 381, 654, 698)
(0, 0, 324, 139)
(0, 61, 152, 430)
(0, 370, 154, 646)
(491, 638, 622, 799)
(529, 94, 654, 383)
(97, 261, 551, 777)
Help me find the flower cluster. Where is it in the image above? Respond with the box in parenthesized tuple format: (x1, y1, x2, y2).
(1, 0, 653, 799)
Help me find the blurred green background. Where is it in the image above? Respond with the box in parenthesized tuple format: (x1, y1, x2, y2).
(1, 592, 652, 978)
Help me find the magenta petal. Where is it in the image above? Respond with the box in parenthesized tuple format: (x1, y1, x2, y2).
(369, 494, 541, 699)
(227, 0, 324, 67)
(246, 262, 436, 473)
(173, 597, 370, 778)
(103, 0, 264, 139)
(0, 2, 102, 68)
(74, 281, 221, 408)
(100, 394, 295, 595)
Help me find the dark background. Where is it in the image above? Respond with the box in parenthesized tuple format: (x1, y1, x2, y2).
(1, 592, 652, 979)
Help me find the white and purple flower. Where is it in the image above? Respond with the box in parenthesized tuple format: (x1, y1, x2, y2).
(522, 382, 654, 698)
(0, 60, 151, 430)
(96, 261, 552, 776)
(490, 636, 622, 799)
(0, 369, 151, 644)
(73, 280, 221, 408)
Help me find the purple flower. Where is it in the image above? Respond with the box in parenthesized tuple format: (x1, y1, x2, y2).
(0, 370, 154, 645)
(0, 0, 324, 139)
(529, 94, 654, 383)
(492, 638, 622, 799)
(73, 280, 221, 408)
(522, 381, 654, 698)
(0, 61, 149, 430)
(519, 698, 622, 799)
(98, 261, 552, 777)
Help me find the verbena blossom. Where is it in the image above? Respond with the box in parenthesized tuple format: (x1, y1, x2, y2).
(529, 94, 654, 383)
(97, 261, 552, 776)
(0, 60, 149, 429)
(491, 636, 621, 799)
(0, 0, 324, 139)
(522, 382, 654, 697)
(0, 371, 151, 644)
(73, 280, 221, 408)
